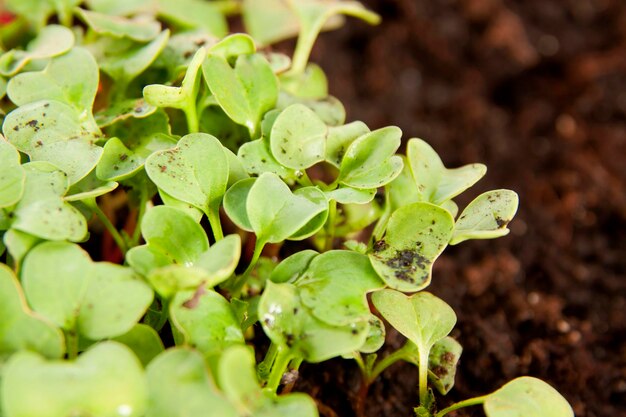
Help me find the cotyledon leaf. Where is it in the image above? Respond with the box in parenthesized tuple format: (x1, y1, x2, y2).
(76, 8, 162, 42)
(450, 189, 519, 245)
(22, 241, 153, 340)
(259, 281, 369, 363)
(0, 25, 74, 76)
(407, 138, 487, 205)
(0, 264, 64, 359)
(156, 0, 228, 38)
(369, 202, 454, 292)
(484, 377, 574, 417)
(325, 121, 370, 168)
(2, 342, 147, 417)
(270, 103, 327, 170)
(295, 250, 384, 326)
(111, 324, 164, 367)
(0, 139, 25, 208)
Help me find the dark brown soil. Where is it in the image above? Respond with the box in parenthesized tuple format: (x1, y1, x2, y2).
(295, 1, 626, 416)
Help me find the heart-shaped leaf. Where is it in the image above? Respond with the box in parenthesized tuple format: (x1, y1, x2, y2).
(22, 241, 153, 340)
(451, 190, 519, 245)
(0, 25, 74, 76)
(218, 345, 319, 417)
(170, 288, 244, 362)
(270, 103, 327, 170)
(146, 348, 239, 417)
(9, 162, 88, 241)
(77, 8, 162, 42)
(0, 264, 64, 359)
(484, 377, 574, 417)
(295, 250, 384, 326)
(369, 202, 454, 291)
(372, 290, 456, 358)
(259, 281, 368, 363)
(338, 126, 403, 189)
(3, 100, 103, 185)
(0, 139, 25, 208)
(202, 53, 278, 136)
(407, 138, 487, 205)
(145, 133, 229, 238)
(2, 342, 147, 417)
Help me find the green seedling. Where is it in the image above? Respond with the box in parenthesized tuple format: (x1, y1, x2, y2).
(0, 3, 571, 417)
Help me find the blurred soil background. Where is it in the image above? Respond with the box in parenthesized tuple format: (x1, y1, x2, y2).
(293, 0, 626, 416)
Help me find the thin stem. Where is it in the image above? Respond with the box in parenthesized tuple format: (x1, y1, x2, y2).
(207, 208, 224, 241)
(418, 349, 430, 406)
(258, 343, 279, 383)
(65, 330, 79, 360)
(368, 348, 407, 383)
(296, 170, 314, 187)
(154, 298, 170, 332)
(434, 395, 489, 417)
(229, 240, 265, 298)
(353, 352, 367, 376)
(89, 199, 128, 255)
(131, 187, 148, 246)
(324, 199, 338, 251)
(184, 101, 199, 133)
(370, 187, 392, 245)
(265, 347, 292, 393)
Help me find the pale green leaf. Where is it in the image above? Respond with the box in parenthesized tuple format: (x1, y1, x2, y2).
(77, 8, 161, 42)
(484, 377, 574, 417)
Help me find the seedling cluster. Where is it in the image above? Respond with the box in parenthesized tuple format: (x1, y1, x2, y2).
(0, 1, 573, 417)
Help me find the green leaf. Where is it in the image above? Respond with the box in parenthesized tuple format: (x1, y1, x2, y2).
(245, 173, 328, 244)
(145, 133, 229, 230)
(209, 34, 257, 60)
(325, 186, 376, 204)
(242, 0, 299, 45)
(10, 162, 88, 241)
(238, 138, 298, 183)
(218, 345, 319, 417)
(95, 97, 157, 128)
(280, 63, 328, 99)
(369, 202, 454, 291)
(65, 169, 118, 201)
(338, 126, 403, 189)
(202, 53, 278, 136)
(325, 121, 370, 168)
(22, 242, 153, 339)
(277, 93, 345, 126)
(145, 348, 239, 417)
(427, 336, 462, 395)
(484, 377, 574, 417)
(156, 0, 228, 38)
(170, 288, 244, 361)
(2, 342, 147, 417)
(223, 178, 255, 232)
(127, 205, 208, 277)
(0, 264, 64, 359)
(85, 0, 151, 16)
(153, 30, 216, 79)
(77, 8, 162, 42)
(111, 324, 164, 367)
(407, 138, 487, 205)
(2, 229, 42, 265)
(0, 139, 25, 208)
(359, 314, 385, 354)
(296, 251, 384, 326)
(194, 234, 242, 288)
(259, 281, 368, 363)
(270, 103, 327, 170)
(0, 25, 74, 76)
(98, 29, 170, 88)
(450, 190, 519, 245)
(372, 290, 456, 359)
(7, 47, 98, 111)
(270, 250, 318, 284)
(3, 100, 102, 185)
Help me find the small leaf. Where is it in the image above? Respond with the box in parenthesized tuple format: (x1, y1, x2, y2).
(112, 324, 164, 367)
(202, 53, 278, 135)
(359, 314, 385, 354)
(259, 281, 368, 363)
(156, 0, 228, 38)
(238, 138, 298, 183)
(2, 229, 42, 265)
(195, 234, 241, 288)
(22, 242, 153, 339)
(95, 97, 156, 128)
(369, 202, 454, 291)
(280, 63, 328, 99)
(0, 264, 64, 359)
(407, 138, 486, 204)
(146, 348, 239, 417)
(223, 178, 255, 232)
(270, 103, 327, 170)
(242, 0, 299, 45)
(277, 93, 345, 126)
(2, 342, 147, 417)
(338, 126, 403, 189)
(372, 290, 456, 356)
(170, 288, 244, 362)
(0, 25, 74, 76)
(209, 34, 256, 59)
(270, 250, 318, 284)
(0, 139, 25, 208)
(484, 377, 574, 417)
(77, 8, 161, 42)
(427, 336, 462, 395)
(296, 250, 384, 326)
(325, 121, 370, 168)
(325, 186, 375, 204)
(65, 169, 118, 201)
(451, 190, 519, 245)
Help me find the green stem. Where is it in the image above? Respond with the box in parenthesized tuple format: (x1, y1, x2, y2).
(88, 199, 128, 255)
(418, 349, 430, 406)
(131, 186, 148, 247)
(368, 348, 408, 383)
(229, 240, 265, 298)
(65, 330, 79, 360)
(434, 395, 489, 417)
(184, 101, 200, 133)
(296, 170, 314, 187)
(154, 298, 170, 332)
(266, 347, 292, 393)
(370, 187, 392, 244)
(258, 342, 279, 382)
(353, 352, 367, 376)
(324, 199, 337, 251)
(207, 208, 224, 241)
